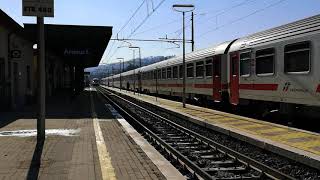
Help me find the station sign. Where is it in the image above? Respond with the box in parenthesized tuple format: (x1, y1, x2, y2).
(64, 49, 90, 56)
(23, 0, 54, 17)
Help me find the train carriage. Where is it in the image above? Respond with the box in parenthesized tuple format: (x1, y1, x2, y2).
(228, 14, 320, 109)
(139, 41, 234, 102)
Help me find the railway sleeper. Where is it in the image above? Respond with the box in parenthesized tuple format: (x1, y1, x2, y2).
(162, 138, 195, 143)
(208, 160, 239, 167)
(167, 142, 201, 146)
(203, 166, 248, 173)
(156, 135, 188, 140)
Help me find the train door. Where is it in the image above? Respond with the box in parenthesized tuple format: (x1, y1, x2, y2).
(212, 55, 222, 101)
(229, 52, 239, 105)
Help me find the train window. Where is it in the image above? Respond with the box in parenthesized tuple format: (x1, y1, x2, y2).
(187, 63, 194, 78)
(153, 70, 157, 80)
(284, 41, 310, 73)
(256, 48, 275, 75)
(205, 59, 212, 77)
(150, 71, 153, 79)
(196, 61, 204, 78)
(157, 69, 161, 79)
(240, 52, 251, 76)
(179, 65, 183, 79)
(162, 68, 166, 79)
(167, 67, 172, 79)
(173, 66, 178, 79)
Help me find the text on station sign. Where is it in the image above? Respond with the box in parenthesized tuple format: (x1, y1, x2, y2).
(23, 0, 54, 17)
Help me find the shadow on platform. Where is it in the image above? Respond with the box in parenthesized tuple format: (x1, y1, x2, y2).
(0, 88, 114, 129)
(26, 140, 44, 180)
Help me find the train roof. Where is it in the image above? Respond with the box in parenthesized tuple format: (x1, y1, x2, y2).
(141, 40, 233, 72)
(229, 14, 320, 52)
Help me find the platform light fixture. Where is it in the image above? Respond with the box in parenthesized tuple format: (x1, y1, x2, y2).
(129, 46, 142, 95)
(172, 4, 195, 108)
(117, 58, 124, 91)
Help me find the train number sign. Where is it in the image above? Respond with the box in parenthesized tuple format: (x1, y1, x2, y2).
(23, 0, 54, 17)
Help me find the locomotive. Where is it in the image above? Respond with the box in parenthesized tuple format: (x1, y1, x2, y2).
(102, 14, 320, 116)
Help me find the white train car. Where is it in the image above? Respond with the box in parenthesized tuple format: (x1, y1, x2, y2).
(227, 14, 320, 113)
(139, 41, 234, 102)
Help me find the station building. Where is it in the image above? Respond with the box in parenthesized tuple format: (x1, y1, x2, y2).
(0, 10, 112, 111)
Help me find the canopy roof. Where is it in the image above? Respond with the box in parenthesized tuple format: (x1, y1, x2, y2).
(24, 23, 112, 67)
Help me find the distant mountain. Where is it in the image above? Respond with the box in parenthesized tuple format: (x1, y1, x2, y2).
(86, 55, 175, 80)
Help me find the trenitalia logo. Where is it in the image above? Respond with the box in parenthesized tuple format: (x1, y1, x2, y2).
(283, 82, 291, 92)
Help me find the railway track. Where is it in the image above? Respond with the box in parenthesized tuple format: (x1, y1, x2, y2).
(97, 87, 296, 180)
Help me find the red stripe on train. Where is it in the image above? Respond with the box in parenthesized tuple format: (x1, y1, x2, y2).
(316, 85, 320, 93)
(149, 83, 277, 91)
(239, 84, 278, 91)
(194, 84, 213, 89)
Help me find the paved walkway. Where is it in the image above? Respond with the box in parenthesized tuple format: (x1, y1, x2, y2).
(0, 89, 171, 180)
(0, 91, 101, 180)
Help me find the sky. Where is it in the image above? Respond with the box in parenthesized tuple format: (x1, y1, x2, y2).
(1, 0, 320, 65)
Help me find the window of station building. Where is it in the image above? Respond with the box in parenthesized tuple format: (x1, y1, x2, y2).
(256, 48, 275, 76)
(187, 63, 194, 78)
(240, 51, 251, 76)
(179, 65, 183, 79)
(284, 41, 310, 73)
(162, 68, 166, 79)
(196, 61, 204, 78)
(0, 58, 4, 82)
(26, 66, 31, 89)
(205, 59, 213, 77)
(172, 66, 178, 79)
(167, 67, 172, 79)
(8, 62, 11, 78)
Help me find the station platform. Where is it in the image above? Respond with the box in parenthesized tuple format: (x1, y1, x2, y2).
(104, 86, 320, 170)
(0, 88, 184, 180)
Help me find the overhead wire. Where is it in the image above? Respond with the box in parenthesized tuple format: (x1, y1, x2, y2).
(197, 0, 287, 39)
(103, 0, 286, 64)
(171, 0, 258, 38)
(103, 0, 148, 63)
(105, 0, 251, 64)
(106, 0, 167, 62)
(118, 0, 147, 35)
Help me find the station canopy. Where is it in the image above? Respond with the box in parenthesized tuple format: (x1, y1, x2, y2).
(24, 24, 112, 67)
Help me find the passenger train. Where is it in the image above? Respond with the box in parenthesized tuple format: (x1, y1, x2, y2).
(102, 14, 320, 116)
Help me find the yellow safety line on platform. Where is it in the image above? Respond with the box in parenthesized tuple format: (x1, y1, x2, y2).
(90, 88, 116, 180)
